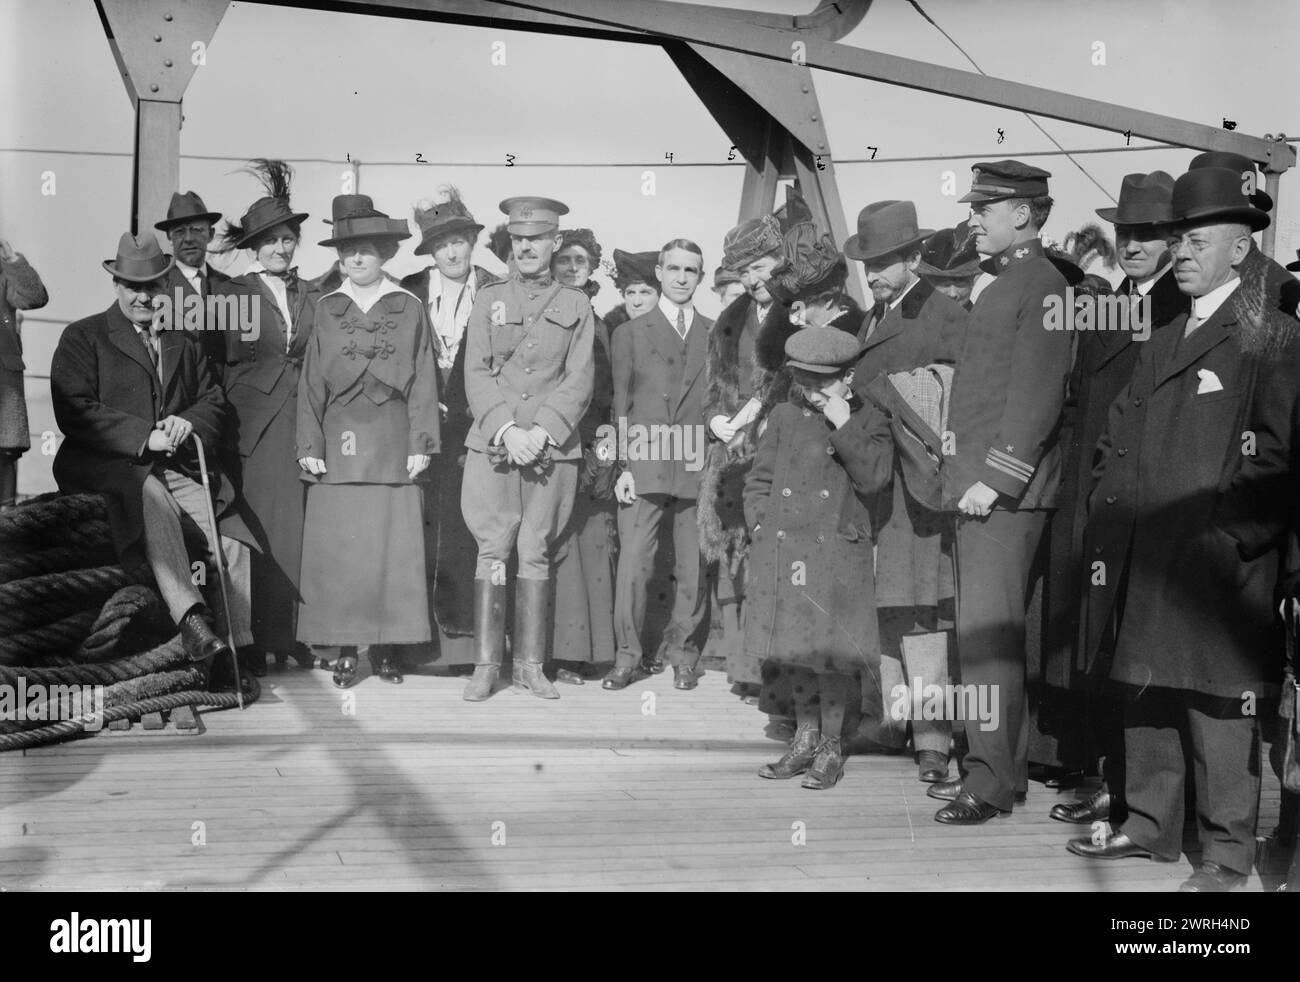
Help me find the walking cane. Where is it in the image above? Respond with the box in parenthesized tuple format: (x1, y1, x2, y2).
(188, 431, 245, 710)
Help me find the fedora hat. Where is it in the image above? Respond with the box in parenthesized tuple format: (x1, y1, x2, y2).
(102, 232, 175, 283)
(412, 188, 484, 256)
(843, 201, 933, 263)
(916, 222, 981, 279)
(1169, 167, 1270, 232)
(319, 195, 411, 248)
(1095, 171, 1175, 226)
(154, 191, 221, 232)
(1188, 151, 1273, 211)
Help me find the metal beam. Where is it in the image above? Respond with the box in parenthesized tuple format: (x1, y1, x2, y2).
(521, 0, 1295, 171)
(97, 0, 230, 233)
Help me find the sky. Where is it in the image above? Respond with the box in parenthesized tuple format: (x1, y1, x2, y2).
(3, 0, 1298, 493)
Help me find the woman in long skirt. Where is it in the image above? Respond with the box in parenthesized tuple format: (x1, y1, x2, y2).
(296, 195, 439, 687)
(548, 228, 617, 681)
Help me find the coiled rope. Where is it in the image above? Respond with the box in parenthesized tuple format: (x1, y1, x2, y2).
(0, 690, 245, 752)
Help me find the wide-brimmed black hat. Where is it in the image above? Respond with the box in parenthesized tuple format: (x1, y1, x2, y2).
(155, 191, 221, 232)
(916, 222, 981, 279)
(1096, 171, 1175, 226)
(1169, 167, 1271, 232)
(103, 232, 175, 283)
(319, 195, 411, 247)
(767, 223, 848, 304)
(843, 201, 933, 263)
(412, 188, 484, 256)
(1189, 151, 1273, 211)
(612, 248, 660, 291)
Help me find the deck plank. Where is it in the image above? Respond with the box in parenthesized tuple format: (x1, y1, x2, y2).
(0, 665, 1284, 891)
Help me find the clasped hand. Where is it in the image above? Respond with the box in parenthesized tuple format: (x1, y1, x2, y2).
(148, 416, 192, 455)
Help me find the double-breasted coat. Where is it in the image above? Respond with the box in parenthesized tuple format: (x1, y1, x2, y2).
(851, 278, 965, 609)
(0, 253, 48, 454)
(1082, 296, 1293, 696)
(295, 281, 440, 645)
(401, 264, 498, 649)
(742, 397, 893, 675)
(611, 304, 712, 500)
(211, 269, 320, 651)
(50, 303, 253, 571)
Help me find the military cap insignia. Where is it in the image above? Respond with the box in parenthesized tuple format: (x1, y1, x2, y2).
(1000, 256, 1010, 266)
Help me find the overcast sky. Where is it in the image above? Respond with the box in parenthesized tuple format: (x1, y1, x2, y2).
(4, 0, 1298, 491)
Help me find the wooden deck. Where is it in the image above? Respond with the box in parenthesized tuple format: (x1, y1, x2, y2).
(0, 662, 1283, 891)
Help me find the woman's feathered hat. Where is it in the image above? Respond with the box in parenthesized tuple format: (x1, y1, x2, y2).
(219, 159, 308, 251)
(765, 222, 848, 305)
(412, 186, 484, 256)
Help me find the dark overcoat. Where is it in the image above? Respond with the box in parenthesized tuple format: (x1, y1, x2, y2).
(1082, 297, 1294, 697)
(610, 304, 712, 500)
(165, 263, 232, 367)
(851, 278, 965, 609)
(742, 397, 892, 672)
(211, 270, 320, 649)
(401, 265, 498, 641)
(50, 303, 252, 571)
(0, 253, 48, 452)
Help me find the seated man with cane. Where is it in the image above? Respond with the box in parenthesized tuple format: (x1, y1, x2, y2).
(50, 233, 256, 691)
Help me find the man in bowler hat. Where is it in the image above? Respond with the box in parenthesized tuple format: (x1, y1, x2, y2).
(460, 196, 595, 702)
(1069, 167, 1300, 891)
(50, 233, 256, 689)
(929, 161, 1071, 824)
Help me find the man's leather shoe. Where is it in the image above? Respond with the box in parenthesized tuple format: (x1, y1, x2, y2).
(332, 649, 359, 689)
(641, 655, 666, 675)
(1051, 789, 1110, 824)
(238, 646, 268, 677)
(1178, 861, 1247, 892)
(370, 646, 404, 684)
(928, 779, 1024, 805)
(935, 791, 1006, 825)
(927, 778, 963, 801)
(1067, 832, 1160, 860)
(672, 665, 699, 690)
(917, 750, 949, 783)
(1043, 768, 1086, 790)
(602, 665, 643, 691)
(180, 609, 230, 663)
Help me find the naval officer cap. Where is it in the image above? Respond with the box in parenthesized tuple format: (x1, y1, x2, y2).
(784, 327, 862, 374)
(499, 196, 569, 236)
(959, 160, 1052, 203)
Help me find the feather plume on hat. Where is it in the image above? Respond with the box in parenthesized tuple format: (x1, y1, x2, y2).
(216, 158, 299, 252)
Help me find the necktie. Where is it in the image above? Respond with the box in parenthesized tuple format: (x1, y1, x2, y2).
(194, 269, 205, 298)
(865, 303, 885, 340)
(675, 307, 687, 340)
(1184, 309, 1201, 337)
(140, 330, 160, 379)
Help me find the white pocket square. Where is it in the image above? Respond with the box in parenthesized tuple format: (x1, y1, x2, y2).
(1196, 369, 1223, 395)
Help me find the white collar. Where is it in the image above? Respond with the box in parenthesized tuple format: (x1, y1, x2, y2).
(659, 294, 694, 324)
(327, 276, 416, 314)
(888, 276, 920, 310)
(1191, 275, 1240, 323)
(1132, 263, 1171, 297)
(176, 260, 203, 278)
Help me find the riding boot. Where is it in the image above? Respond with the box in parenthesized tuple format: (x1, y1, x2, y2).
(463, 579, 506, 702)
(512, 577, 559, 699)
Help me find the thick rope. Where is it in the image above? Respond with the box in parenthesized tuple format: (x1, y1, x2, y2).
(0, 635, 188, 687)
(0, 493, 108, 544)
(0, 610, 99, 666)
(0, 566, 134, 636)
(76, 585, 173, 662)
(3, 519, 114, 553)
(0, 545, 117, 585)
(0, 690, 244, 752)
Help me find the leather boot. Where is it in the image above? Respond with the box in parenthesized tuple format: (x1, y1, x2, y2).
(802, 736, 845, 789)
(180, 606, 230, 663)
(758, 723, 821, 779)
(512, 578, 559, 699)
(463, 579, 505, 702)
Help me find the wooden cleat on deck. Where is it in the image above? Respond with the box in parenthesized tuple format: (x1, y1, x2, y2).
(140, 712, 165, 730)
